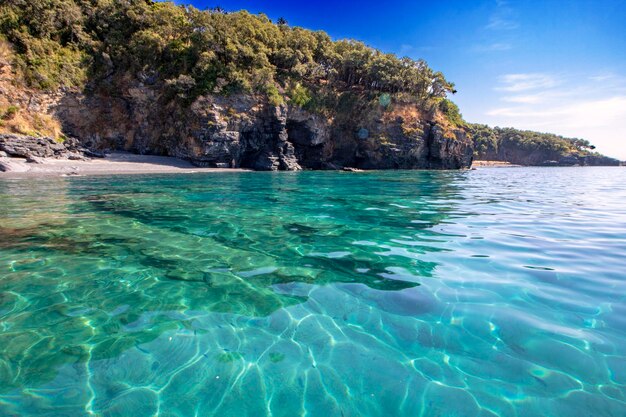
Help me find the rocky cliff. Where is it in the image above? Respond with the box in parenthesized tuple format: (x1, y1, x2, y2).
(476, 141, 620, 167)
(1, 54, 472, 171)
(51, 86, 473, 171)
(468, 124, 620, 167)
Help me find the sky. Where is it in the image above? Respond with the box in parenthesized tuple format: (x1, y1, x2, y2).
(176, 0, 626, 159)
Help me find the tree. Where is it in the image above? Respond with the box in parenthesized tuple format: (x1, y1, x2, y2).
(0, 0, 459, 108)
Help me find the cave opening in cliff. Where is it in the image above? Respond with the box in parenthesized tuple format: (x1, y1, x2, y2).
(238, 130, 261, 169)
(286, 120, 324, 169)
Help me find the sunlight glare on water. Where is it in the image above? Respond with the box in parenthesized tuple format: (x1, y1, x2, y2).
(0, 167, 625, 416)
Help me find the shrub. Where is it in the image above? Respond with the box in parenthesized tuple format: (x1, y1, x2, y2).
(2, 105, 19, 120)
(438, 99, 465, 127)
(288, 83, 312, 108)
(265, 84, 284, 106)
(165, 74, 197, 98)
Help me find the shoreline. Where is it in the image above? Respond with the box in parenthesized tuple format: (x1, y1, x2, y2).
(0, 152, 251, 178)
(2, 154, 621, 178)
(471, 160, 522, 168)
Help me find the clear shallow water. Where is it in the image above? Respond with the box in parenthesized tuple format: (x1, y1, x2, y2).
(0, 167, 625, 417)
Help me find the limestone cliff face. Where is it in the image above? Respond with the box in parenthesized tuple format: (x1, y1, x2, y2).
(50, 84, 473, 171)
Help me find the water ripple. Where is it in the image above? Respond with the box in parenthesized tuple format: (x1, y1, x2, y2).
(1, 167, 625, 416)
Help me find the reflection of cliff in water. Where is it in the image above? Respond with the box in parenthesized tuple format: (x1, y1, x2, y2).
(0, 171, 466, 391)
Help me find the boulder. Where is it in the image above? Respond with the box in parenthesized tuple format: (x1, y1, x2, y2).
(0, 134, 97, 160)
(0, 134, 65, 158)
(26, 155, 45, 164)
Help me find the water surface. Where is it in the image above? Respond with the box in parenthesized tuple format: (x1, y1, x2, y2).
(1, 167, 625, 416)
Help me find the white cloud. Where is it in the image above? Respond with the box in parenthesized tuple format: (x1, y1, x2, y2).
(484, 72, 626, 160)
(485, 16, 519, 30)
(496, 73, 560, 92)
(488, 96, 626, 127)
(589, 74, 614, 82)
(472, 42, 512, 52)
(501, 94, 545, 104)
(470, 1, 518, 55)
(485, 0, 519, 30)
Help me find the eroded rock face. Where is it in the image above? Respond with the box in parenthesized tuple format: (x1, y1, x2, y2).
(0, 134, 95, 160)
(0, 134, 66, 158)
(50, 85, 473, 170)
(170, 96, 302, 170)
(425, 125, 474, 169)
(239, 104, 301, 171)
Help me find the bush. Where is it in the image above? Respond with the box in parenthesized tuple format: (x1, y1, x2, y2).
(288, 83, 312, 108)
(265, 84, 284, 106)
(165, 74, 197, 98)
(2, 105, 19, 120)
(438, 99, 464, 127)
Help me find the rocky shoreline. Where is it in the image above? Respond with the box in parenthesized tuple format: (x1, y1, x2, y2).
(0, 152, 249, 177)
(0, 134, 100, 161)
(0, 134, 250, 175)
(2, 133, 622, 177)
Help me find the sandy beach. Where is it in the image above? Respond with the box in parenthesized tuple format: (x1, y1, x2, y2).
(0, 152, 250, 177)
(471, 160, 522, 168)
(1, 154, 526, 177)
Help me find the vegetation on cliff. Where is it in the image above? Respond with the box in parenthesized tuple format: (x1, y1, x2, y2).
(0, 0, 455, 111)
(0, 39, 62, 139)
(468, 124, 619, 166)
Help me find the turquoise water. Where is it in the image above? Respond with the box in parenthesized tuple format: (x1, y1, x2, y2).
(0, 167, 625, 417)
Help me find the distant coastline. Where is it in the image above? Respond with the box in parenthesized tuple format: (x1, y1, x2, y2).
(471, 160, 521, 168)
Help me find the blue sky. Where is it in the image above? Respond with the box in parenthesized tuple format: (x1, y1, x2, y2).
(177, 0, 626, 159)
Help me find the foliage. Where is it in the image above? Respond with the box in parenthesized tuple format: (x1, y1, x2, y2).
(438, 99, 464, 127)
(468, 123, 599, 159)
(0, 0, 457, 120)
(288, 82, 312, 107)
(0, 1, 90, 89)
(0, 102, 62, 139)
(265, 83, 283, 106)
(467, 124, 498, 156)
(2, 105, 19, 120)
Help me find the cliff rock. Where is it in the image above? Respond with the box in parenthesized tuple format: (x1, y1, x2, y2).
(0, 134, 96, 160)
(50, 85, 473, 171)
